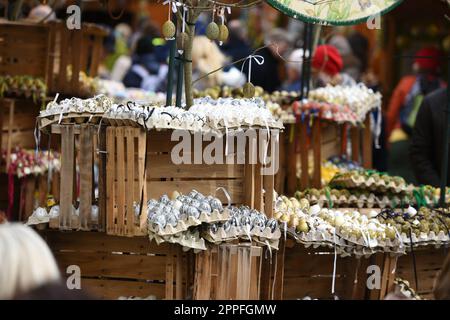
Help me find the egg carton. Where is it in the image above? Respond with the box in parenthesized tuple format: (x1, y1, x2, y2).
(330, 174, 414, 194)
(203, 223, 281, 246)
(148, 208, 230, 237)
(148, 230, 207, 252)
(399, 230, 450, 246)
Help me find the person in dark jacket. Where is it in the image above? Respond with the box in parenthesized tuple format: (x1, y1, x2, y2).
(410, 88, 449, 186)
(123, 36, 168, 92)
(251, 29, 292, 93)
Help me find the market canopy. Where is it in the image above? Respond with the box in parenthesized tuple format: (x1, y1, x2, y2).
(265, 0, 403, 25)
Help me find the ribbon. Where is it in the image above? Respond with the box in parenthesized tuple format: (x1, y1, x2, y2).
(324, 186, 333, 209)
(215, 187, 231, 208)
(163, 0, 182, 16)
(412, 187, 427, 208)
(34, 118, 41, 158)
(241, 55, 265, 83)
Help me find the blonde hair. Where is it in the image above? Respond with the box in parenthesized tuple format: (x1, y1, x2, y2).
(0, 223, 61, 299)
(191, 36, 226, 88)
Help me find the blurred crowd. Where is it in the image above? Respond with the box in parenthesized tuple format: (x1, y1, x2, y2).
(98, 15, 373, 94)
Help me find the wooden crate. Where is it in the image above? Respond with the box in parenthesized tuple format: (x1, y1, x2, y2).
(47, 21, 107, 96)
(49, 124, 104, 231)
(0, 21, 106, 97)
(104, 127, 277, 236)
(193, 243, 263, 300)
(395, 247, 448, 299)
(282, 242, 396, 300)
(105, 126, 146, 236)
(41, 230, 194, 300)
(0, 22, 51, 83)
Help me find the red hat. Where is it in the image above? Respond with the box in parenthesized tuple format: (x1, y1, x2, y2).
(312, 45, 343, 77)
(415, 47, 442, 72)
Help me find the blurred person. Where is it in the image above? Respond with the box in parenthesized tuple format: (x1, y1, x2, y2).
(387, 47, 444, 183)
(191, 36, 245, 90)
(387, 47, 445, 138)
(0, 223, 60, 299)
(348, 32, 369, 80)
(251, 28, 292, 92)
(410, 88, 449, 187)
(281, 48, 305, 92)
(329, 33, 365, 82)
(123, 35, 168, 92)
(109, 23, 133, 82)
(311, 44, 356, 87)
(220, 20, 252, 71)
(433, 250, 450, 299)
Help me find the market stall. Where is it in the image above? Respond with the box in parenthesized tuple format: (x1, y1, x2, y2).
(2, 0, 449, 302)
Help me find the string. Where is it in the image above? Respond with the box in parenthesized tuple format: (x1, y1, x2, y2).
(331, 228, 338, 295)
(215, 187, 231, 208)
(240, 55, 265, 83)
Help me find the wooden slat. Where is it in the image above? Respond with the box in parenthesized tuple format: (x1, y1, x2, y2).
(244, 136, 255, 207)
(54, 251, 167, 281)
(287, 124, 297, 194)
(176, 246, 184, 299)
(275, 130, 286, 194)
(273, 239, 286, 300)
(71, 30, 83, 94)
(263, 173, 274, 218)
(299, 121, 309, 190)
(98, 126, 107, 231)
(80, 278, 165, 300)
(79, 124, 93, 230)
(312, 118, 322, 188)
(254, 163, 263, 211)
(42, 230, 171, 255)
(165, 246, 174, 299)
(194, 249, 213, 299)
(5, 99, 14, 168)
(259, 248, 272, 299)
(59, 24, 69, 93)
(147, 154, 244, 179)
(137, 129, 147, 232)
(106, 127, 116, 234)
(362, 116, 373, 169)
(351, 126, 361, 163)
(227, 246, 238, 299)
(115, 127, 126, 235)
(59, 125, 75, 229)
(125, 128, 135, 235)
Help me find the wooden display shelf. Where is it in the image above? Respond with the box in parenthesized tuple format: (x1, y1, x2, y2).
(395, 247, 448, 299)
(276, 115, 373, 196)
(0, 20, 107, 98)
(41, 230, 193, 300)
(282, 241, 396, 300)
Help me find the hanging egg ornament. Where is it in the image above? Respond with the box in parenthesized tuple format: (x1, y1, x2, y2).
(162, 20, 176, 40)
(218, 24, 229, 43)
(177, 32, 189, 53)
(243, 82, 255, 98)
(206, 22, 220, 40)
